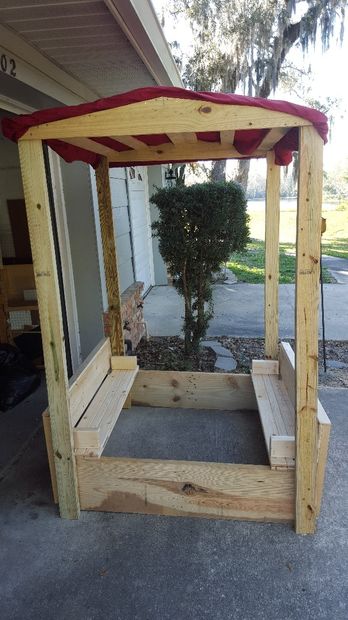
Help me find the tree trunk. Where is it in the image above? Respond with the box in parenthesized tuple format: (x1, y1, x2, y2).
(235, 159, 251, 191)
(211, 159, 227, 182)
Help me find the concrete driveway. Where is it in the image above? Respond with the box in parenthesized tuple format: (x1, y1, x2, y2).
(144, 282, 348, 340)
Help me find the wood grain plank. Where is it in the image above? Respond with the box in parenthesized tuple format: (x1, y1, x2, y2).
(132, 370, 257, 411)
(77, 457, 295, 523)
(251, 373, 294, 468)
(107, 141, 262, 164)
(18, 139, 79, 519)
(74, 368, 139, 455)
(62, 137, 121, 159)
(167, 132, 198, 144)
(259, 128, 290, 151)
(219, 130, 235, 144)
(111, 355, 138, 370)
(110, 135, 149, 150)
(295, 126, 323, 534)
(21, 98, 311, 140)
(95, 157, 124, 356)
(42, 410, 58, 504)
(252, 360, 279, 375)
(278, 342, 296, 407)
(265, 151, 280, 359)
(69, 338, 111, 427)
(315, 410, 331, 515)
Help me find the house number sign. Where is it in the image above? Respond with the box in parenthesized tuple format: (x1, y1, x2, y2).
(0, 51, 17, 77)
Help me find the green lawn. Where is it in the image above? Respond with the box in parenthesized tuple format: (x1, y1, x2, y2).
(227, 202, 347, 283)
(228, 241, 331, 284)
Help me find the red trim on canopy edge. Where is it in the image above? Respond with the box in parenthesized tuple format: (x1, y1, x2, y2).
(1, 86, 328, 168)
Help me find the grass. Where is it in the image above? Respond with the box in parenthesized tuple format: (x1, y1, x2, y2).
(228, 241, 331, 284)
(227, 203, 347, 284)
(321, 239, 348, 260)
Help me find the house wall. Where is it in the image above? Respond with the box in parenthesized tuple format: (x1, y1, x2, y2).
(109, 167, 135, 294)
(147, 165, 168, 285)
(1, 12, 177, 358)
(127, 166, 155, 294)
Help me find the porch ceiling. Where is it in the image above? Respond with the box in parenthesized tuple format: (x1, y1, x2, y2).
(0, 0, 181, 97)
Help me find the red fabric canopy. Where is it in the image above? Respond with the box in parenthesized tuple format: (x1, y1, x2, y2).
(1, 86, 328, 168)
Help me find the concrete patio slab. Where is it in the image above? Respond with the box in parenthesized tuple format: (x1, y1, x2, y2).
(144, 283, 348, 340)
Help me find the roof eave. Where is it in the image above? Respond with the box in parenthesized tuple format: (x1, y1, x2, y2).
(105, 0, 183, 88)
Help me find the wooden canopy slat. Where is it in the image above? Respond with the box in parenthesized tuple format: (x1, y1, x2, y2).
(219, 130, 235, 145)
(110, 135, 150, 150)
(258, 127, 290, 152)
(20, 98, 312, 142)
(167, 132, 198, 144)
(63, 137, 122, 160)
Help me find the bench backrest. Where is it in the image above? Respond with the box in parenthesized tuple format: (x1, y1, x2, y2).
(69, 338, 111, 426)
(279, 341, 330, 426)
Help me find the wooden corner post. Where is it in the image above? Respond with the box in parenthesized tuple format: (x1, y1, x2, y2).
(265, 150, 280, 359)
(18, 139, 80, 519)
(295, 126, 323, 534)
(95, 157, 124, 356)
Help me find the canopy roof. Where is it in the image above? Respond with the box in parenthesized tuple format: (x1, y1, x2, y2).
(2, 86, 328, 168)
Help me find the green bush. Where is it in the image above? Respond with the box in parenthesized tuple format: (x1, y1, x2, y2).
(151, 181, 249, 355)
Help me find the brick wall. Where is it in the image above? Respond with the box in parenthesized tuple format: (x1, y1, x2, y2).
(103, 281, 146, 352)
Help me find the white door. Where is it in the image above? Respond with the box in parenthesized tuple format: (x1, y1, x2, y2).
(126, 166, 154, 293)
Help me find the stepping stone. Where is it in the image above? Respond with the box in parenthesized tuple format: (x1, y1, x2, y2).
(215, 356, 237, 372)
(201, 340, 233, 358)
(326, 359, 348, 370)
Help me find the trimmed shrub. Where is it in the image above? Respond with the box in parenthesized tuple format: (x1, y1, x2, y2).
(151, 181, 249, 355)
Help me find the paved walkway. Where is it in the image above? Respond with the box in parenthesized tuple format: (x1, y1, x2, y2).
(322, 254, 348, 284)
(144, 282, 348, 340)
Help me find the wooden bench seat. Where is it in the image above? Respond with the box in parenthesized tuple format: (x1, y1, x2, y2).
(74, 366, 138, 456)
(251, 360, 295, 469)
(43, 339, 139, 460)
(251, 344, 331, 472)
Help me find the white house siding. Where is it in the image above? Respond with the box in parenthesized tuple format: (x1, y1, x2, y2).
(147, 165, 168, 285)
(126, 166, 154, 294)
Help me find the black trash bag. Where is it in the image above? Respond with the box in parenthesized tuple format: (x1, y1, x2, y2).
(14, 327, 43, 361)
(0, 344, 40, 412)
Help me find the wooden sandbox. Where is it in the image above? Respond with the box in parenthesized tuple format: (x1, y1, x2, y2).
(3, 86, 331, 534)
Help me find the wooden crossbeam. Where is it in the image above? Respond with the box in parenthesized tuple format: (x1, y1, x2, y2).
(21, 97, 312, 140)
(108, 142, 265, 165)
(110, 135, 149, 150)
(219, 130, 235, 144)
(259, 127, 290, 152)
